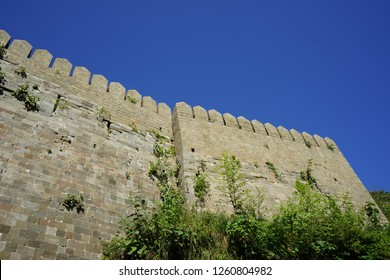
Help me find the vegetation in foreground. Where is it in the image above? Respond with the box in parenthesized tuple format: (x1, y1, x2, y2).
(103, 143, 390, 260)
(370, 190, 390, 221)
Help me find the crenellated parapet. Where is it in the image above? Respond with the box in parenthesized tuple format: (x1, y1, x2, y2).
(0, 29, 172, 136)
(173, 101, 338, 151)
(0, 28, 339, 150)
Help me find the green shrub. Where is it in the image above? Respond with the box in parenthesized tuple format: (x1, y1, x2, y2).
(226, 213, 270, 259)
(25, 94, 40, 111)
(370, 190, 390, 221)
(193, 161, 210, 208)
(104, 137, 191, 260)
(104, 152, 390, 260)
(299, 159, 317, 187)
(217, 153, 248, 214)
(12, 84, 29, 101)
(127, 96, 138, 104)
(268, 180, 390, 259)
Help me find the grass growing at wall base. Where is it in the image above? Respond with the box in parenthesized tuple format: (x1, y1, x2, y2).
(103, 154, 390, 260)
(103, 181, 390, 259)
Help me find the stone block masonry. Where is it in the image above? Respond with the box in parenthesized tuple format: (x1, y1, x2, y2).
(0, 29, 383, 259)
(172, 102, 376, 215)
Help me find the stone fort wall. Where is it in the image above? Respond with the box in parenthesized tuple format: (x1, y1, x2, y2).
(0, 29, 379, 259)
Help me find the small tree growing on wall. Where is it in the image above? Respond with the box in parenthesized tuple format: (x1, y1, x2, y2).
(216, 153, 248, 214)
(193, 160, 210, 209)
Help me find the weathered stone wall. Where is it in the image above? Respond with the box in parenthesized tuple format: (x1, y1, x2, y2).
(172, 102, 377, 215)
(0, 30, 170, 259)
(0, 29, 381, 260)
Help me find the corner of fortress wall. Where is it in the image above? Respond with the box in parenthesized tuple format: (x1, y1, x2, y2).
(0, 29, 385, 259)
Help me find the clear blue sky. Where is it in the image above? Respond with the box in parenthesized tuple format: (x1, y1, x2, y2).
(1, 0, 389, 192)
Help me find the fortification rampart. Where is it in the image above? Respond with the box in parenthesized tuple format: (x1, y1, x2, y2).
(0, 29, 382, 259)
(0, 30, 172, 139)
(0, 29, 173, 259)
(172, 102, 374, 213)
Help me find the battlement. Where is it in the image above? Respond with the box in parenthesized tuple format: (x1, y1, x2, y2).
(1, 29, 338, 151)
(0, 29, 172, 135)
(173, 101, 338, 151)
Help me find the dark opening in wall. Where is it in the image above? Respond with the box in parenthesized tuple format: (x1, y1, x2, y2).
(191, 148, 195, 153)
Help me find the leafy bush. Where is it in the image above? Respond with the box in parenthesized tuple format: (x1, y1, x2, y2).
(25, 94, 40, 111)
(226, 213, 270, 259)
(217, 153, 248, 214)
(12, 84, 29, 101)
(370, 190, 390, 221)
(193, 160, 210, 208)
(104, 152, 390, 260)
(104, 138, 191, 259)
(299, 159, 317, 186)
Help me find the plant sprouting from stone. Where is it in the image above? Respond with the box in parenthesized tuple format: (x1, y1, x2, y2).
(364, 202, 381, 228)
(60, 194, 84, 213)
(12, 84, 29, 101)
(327, 143, 335, 152)
(193, 160, 210, 208)
(217, 153, 248, 214)
(15, 66, 27, 78)
(299, 159, 317, 187)
(265, 161, 283, 182)
(0, 44, 6, 59)
(97, 106, 112, 121)
(129, 122, 138, 133)
(0, 45, 7, 85)
(149, 136, 179, 204)
(12, 84, 40, 111)
(127, 96, 138, 104)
